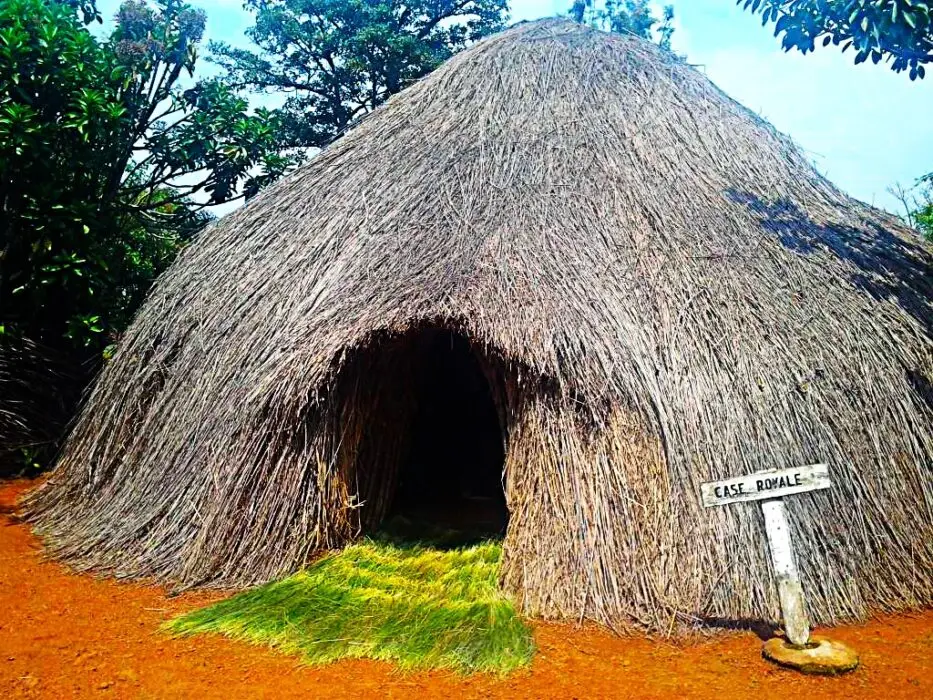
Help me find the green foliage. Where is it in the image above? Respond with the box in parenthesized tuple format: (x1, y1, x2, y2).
(916, 203, 933, 239)
(62, 0, 102, 23)
(1, 0, 293, 471)
(891, 175, 933, 241)
(111, 0, 295, 206)
(739, 1, 933, 79)
(167, 537, 535, 674)
(569, 0, 675, 49)
(211, 0, 509, 150)
(914, 174, 933, 240)
(1, 0, 131, 351)
(0, 0, 291, 357)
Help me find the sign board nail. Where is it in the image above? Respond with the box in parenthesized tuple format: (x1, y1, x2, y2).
(700, 463, 832, 647)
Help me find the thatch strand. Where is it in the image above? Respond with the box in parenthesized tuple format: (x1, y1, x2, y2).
(25, 19, 933, 633)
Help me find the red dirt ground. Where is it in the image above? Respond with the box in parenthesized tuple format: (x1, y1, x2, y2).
(2, 478, 932, 699)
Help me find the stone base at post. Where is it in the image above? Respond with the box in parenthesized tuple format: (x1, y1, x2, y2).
(762, 636, 859, 675)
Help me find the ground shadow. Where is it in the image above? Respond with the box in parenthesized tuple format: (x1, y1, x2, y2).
(727, 189, 933, 335)
(698, 616, 779, 642)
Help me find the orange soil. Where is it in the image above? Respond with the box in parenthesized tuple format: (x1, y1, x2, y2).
(2, 478, 931, 699)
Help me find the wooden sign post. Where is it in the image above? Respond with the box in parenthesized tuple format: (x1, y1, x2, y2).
(760, 499, 809, 646)
(700, 463, 832, 646)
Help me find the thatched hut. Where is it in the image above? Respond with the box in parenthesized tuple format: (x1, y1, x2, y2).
(27, 19, 933, 633)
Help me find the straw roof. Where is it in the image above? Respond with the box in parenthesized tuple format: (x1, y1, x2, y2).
(26, 19, 933, 633)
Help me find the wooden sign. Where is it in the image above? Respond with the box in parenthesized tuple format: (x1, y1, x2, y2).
(699, 463, 833, 647)
(700, 463, 830, 508)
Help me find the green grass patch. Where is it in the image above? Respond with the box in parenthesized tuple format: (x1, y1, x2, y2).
(166, 530, 534, 674)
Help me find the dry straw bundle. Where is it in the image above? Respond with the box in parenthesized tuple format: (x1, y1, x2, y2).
(0, 337, 75, 473)
(26, 19, 933, 633)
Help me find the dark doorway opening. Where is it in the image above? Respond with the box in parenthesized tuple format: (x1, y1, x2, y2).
(386, 330, 508, 540)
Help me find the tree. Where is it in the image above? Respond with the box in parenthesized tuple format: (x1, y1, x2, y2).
(211, 0, 509, 151)
(108, 1, 294, 213)
(1, 0, 291, 469)
(893, 175, 933, 241)
(738, 0, 932, 79)
(569, 0, 675, 49)
(1, 0, 291, 355)
(916, 199, 933, 240)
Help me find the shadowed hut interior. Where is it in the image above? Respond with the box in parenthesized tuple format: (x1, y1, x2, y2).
(24, 19, 933, 635)
(385, 330, 507, 535)
(339, 327, 508, 536)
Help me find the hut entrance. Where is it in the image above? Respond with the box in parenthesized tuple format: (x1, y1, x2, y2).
(385, 330, 508, 539)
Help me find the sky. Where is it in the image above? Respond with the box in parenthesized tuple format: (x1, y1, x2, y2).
(96, 0, 933, 215)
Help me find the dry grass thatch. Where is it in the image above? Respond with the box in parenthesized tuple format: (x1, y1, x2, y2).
(0, 337, 75, 474)
(25, 19, 933, 633)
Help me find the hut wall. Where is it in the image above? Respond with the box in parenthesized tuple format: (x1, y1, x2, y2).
(497, 381, 933, 632)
